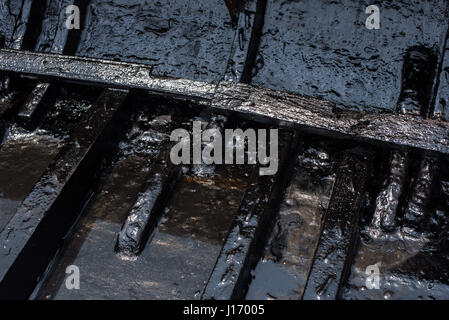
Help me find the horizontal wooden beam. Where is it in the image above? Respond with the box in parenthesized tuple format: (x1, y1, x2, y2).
(1, 49, 448, 155)
(212, 81, 449, 155)
(0, 49, 215, 101)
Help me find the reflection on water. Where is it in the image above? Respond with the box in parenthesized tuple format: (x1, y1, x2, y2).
(0, 130, 60, 232)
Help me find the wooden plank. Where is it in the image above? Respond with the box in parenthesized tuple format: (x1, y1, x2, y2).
(115, 140, 182, 256)
(202, 129, 298, 299)
(0, 49, 216, 102)
(1, 50, 449, 154)
(0, 89, 130, 299)
(302, 150, 371, 300)
(212, 81, 449, 155)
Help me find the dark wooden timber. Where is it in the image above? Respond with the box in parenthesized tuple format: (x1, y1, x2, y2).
(0, 49, 215, 102)
(17, 82, 56, 129)
(0, 50, 449, 154)
(0, 1, 35, 117)
(397, 47, 437, 117)
(302, 150, 371, 300)
(433, 45, 449, 121)
(212, 81, 449, 155)
(115, 140, 182, 256)
(224, 0, 257, 83)
(0, 89, 130, 299)
(21, 0, 91, 129)
(403, 155, 439, 229)
(202, 129, 298, 300)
